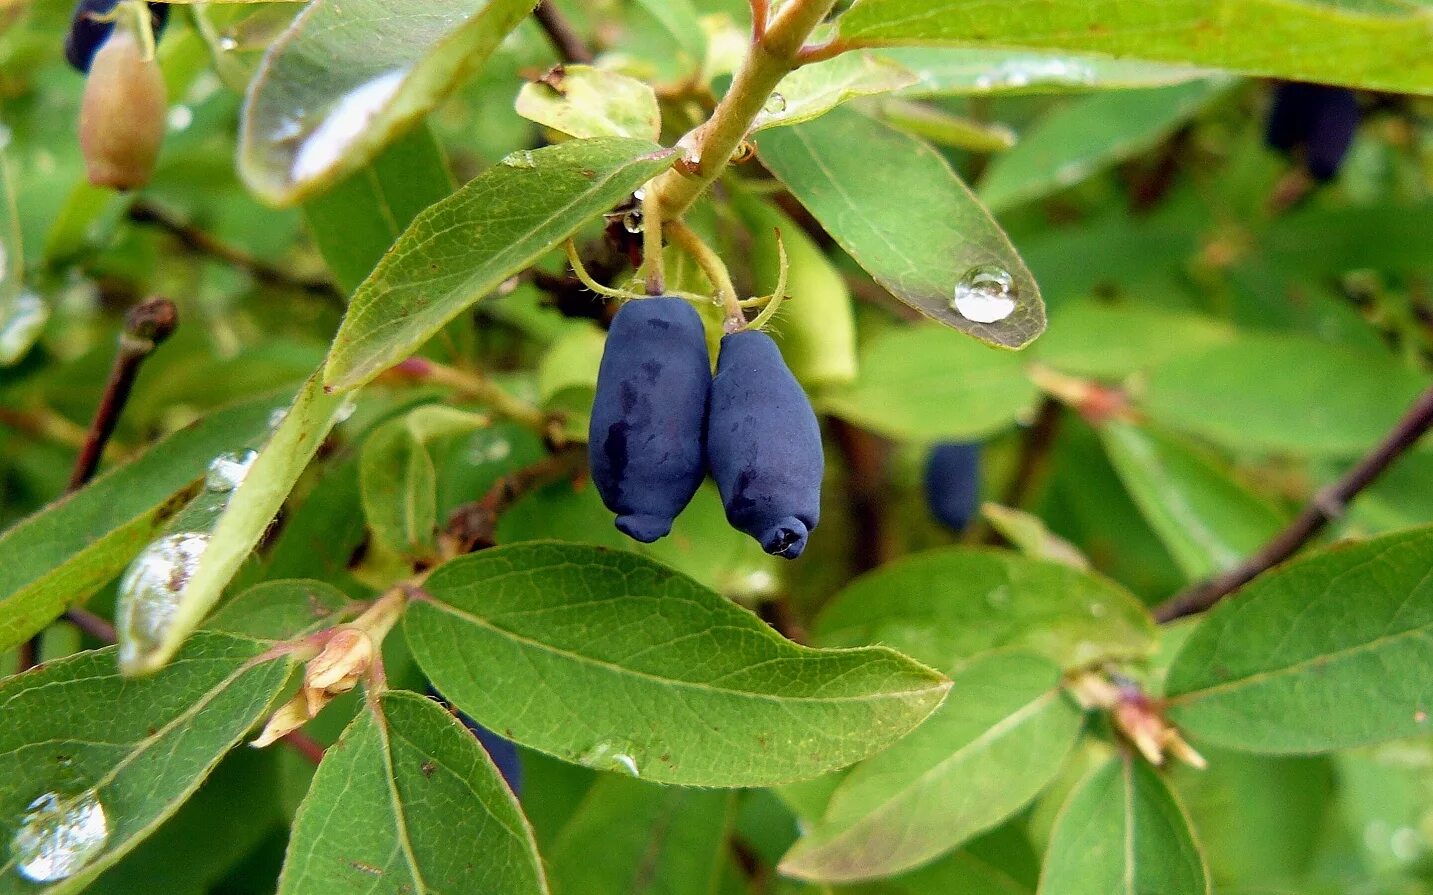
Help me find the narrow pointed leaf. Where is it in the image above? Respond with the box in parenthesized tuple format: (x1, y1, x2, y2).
(0, 633, 295, 895)
(882, 48, 1213, 97)
(404, 542, 950, 787)
(834, 1, 1433, 96)
(779, 652, 1082, 882)
(277, 690, 547, 895)
(1039, 757, 1209, 895)
(239, 0, 538, 205)
(1165, 526, 1433, 753)
(323, 138, 673, 391)
(814, 548, 1155, 672)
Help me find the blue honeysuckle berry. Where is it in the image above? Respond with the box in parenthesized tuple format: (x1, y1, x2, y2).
(65, 0, 169, 74)
(426, 686, 522, 795)
(1265, 82, 1360, 183)
(588, 296, 711, 543)
(925, 441, 981, 533)
(707, 329, 823, 559)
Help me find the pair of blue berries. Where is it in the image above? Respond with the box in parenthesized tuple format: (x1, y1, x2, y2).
(588, 298, 823, 560)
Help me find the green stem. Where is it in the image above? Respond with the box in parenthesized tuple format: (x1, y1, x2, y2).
(651, 0, 841, 221)
(668, 220, 743, 330)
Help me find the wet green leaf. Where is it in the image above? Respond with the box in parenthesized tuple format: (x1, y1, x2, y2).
(756, 107, 1044, 349)
(881, 49, 1213, 97)
(753, 52, 918, 132)
(981, 504, 1091, 571)
(1166, 526, 1433, 753)
(1039, 757, 1210, 895)
(779, 652, 1082, 882)
(814, 547, 1155, 672)
(404, 542, 950, 787)
(323, 138, 673, 392)
(516, 65, 661, 140)
(277, 690, 547, 895)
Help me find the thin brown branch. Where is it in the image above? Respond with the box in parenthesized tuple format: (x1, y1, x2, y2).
(1001, 396, 1063, 509)
(66, 606, 117, 644)
(67, 297, 177, 491)
(829, 417, 893, 574)
(749, 0, 770, 40)
(533, 1, 593, 64)
(443, 447, 586, 553)
(1155, 382, 1433, 622)
(127, 200, 343, 305)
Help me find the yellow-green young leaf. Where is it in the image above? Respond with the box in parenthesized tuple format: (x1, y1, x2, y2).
(1141, 334, 1430, 458)
(631, 0, 706, 70)
(1039, 757, 1210, 895)
(1166, 526, 1433, 753)
(124, 372, 348, 676)
(834, 1, 1433, 96)
(0, 633, 296, 895)
(547, 776, 733, 895)
(277, 690, 547, 895)
(819, 326, 1039, 441)
(752, 52, 918, 132)
(756, 107, 1044, 349)
(302, 124, 454, 295)
(239, 0, 537, 205)
(536, 323, 606, 405)
(516, 65, 661, 141)
(359, 405, 488, 558)
(323, 139, 674, 392)
(981, 504, 1091, 571)
(1099, 421, 1285, 583)
(403, 542, 950, 787)
(814, 547, 1155, 672)
(882, 49, 1213, 97)
(731, 194, 857, 388)
(0, 395, 286, 655)
(978, 79, 1233, 213)
(779, 652, 1082, 883)
(1032, 299, 1235, 381)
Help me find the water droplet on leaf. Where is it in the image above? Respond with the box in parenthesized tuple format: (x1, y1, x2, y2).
(217, 34, 238, 52)
(12, 790, 109, 883)
(501, 149, 537, 169)
(116, 532, 211, 668)
(764, 92, 787, 114)
(204, 450, 259, 493)
(951, 265, 1017, 323)
(0, 291, 49, 366)
(289, 69, 407, 183)
(622, 210, 643, 234)
(579, 741, 641, 777)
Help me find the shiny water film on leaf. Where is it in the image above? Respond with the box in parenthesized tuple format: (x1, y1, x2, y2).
(239, 0, 538, 205)
(403, 542, 950, 788)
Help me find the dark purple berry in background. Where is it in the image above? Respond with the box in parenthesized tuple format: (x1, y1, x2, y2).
(427, 686, 522, 795)
(65, 0, 169, 73)
(925, 442, 981, 533)
(1265, 82, 1360, 183)
(707, 330, 823, 559)
(588, 297, 711, 543)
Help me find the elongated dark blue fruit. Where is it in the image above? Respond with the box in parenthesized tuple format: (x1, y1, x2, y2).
(426, 686, 522, 794)
(588, 297, 711, 543)
(707, 330, 822, 559)
(925, 442, 981, 533)
(65, 0, 170, 73)
(1266, 82, 1360, 182)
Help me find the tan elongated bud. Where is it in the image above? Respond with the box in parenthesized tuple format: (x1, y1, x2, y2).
(79, 25, 166, 190)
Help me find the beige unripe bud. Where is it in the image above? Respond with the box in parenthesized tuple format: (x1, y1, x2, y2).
(79, 26, 166, 190)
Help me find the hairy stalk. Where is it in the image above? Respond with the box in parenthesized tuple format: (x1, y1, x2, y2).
(650, 0, 841, 221)
(395, 358, 549, 434)
(667, 219, 743, 329)
(641, 187, 665, 295)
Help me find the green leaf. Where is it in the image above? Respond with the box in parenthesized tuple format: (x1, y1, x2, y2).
(206, 579, 355, 641)
(881, 49, 1214, 97)
(819, 326, 1040, 440)
(323, 138, 673, 392)
(302, 125, 454, 295)
(813, 547, 1155, 672)
(404, 542, 950, 787)
(753, 52, 918, 132)
(978, 80, 1232, 213)
(0, 632, 295, 894)
(239, 0, 538, 205)
(125, 372, 349, 675)
(1039, 757, 1210, 895)
(981, 504, 1091, 571)
(0, 395, 285, 655)
(547, 775, 733, 895)
(756, 106, 1044, 350)
(833, 1, 1433, 95)
(630, 0, 706, 70)
(1098, 421, 1285, 582)
(1165, 526, 1433, 753)
(277, 690, 547, 895)
(0, 153, 42, 367)
(779, 652, 1082, 883)
(1141, 334, 1430, 458)
(516, 65, 662, 141)
(359, 405, 488, 558)
(1032, 299, 1235, 381)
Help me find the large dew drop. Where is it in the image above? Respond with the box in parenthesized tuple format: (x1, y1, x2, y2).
(0, 291, 50, 366)
(289, 69, 407, 183)
(204, 449, 259, 493)
(12, 791, 110, 883)
(951, 265, 1017, 324)
(116, 532, 211, 669)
